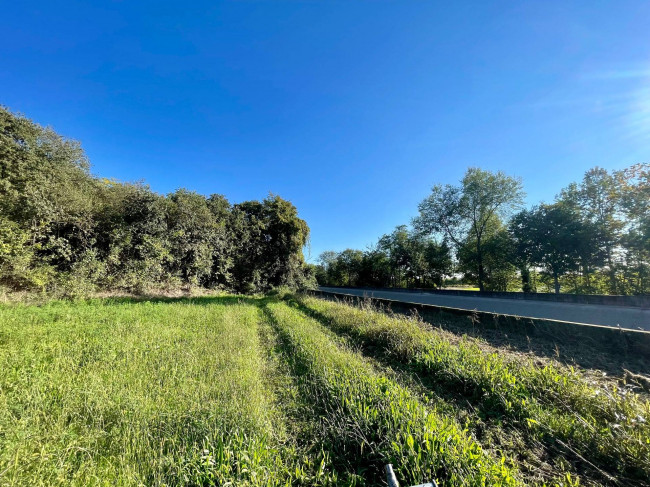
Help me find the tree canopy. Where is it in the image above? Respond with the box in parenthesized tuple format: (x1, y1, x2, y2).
(0, 106, 313, 296)
(414, 168, 524, 291)
(317, 165, 649, 296)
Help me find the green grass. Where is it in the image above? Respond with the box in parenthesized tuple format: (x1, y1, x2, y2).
(1, 294, 648, 486)
(265, 300, 520, 487)
(0, 296, 328, 486)
(297, 295, 650, 486)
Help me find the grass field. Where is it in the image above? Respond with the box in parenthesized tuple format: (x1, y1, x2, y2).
(0, 294, 648, 486)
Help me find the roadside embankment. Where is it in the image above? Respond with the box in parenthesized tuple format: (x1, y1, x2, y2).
(310, 289, 650, 358)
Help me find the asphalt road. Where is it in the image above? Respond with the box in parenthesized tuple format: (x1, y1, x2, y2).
(318, 287, 650, 331)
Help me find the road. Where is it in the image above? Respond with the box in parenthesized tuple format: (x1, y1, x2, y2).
(318, 287, 650, 331)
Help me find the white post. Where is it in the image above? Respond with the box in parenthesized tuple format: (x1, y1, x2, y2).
(385, 464, 400, 487)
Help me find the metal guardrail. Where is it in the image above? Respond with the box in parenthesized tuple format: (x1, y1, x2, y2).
(320, 285, 650, 308)
(310, 289, 650, 356)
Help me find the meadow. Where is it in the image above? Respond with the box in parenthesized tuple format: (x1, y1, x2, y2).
(0, 294, 648, 486)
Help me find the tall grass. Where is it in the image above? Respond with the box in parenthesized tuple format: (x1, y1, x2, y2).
(0, 297, 299, 486)
(265, 300, 521, 487)
(4, 294, 645, 486)
(298, 295, 650, 485)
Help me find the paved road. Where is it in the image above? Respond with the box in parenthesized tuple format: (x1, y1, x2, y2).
(319, 287, 650, 331)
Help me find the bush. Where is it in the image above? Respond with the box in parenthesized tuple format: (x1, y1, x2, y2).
(0, 217, 53, 291)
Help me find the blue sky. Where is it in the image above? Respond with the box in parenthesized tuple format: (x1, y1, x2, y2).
(2, 1, 650, 261)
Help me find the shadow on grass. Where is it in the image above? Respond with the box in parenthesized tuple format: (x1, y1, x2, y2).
(283, 300, 553, 482)
(290, 297, 646, 487)
(258, 301, 369, 486)
(313, 293, 650, 378)
(418, 308, 650, 378)
(289, 298, 515, 420)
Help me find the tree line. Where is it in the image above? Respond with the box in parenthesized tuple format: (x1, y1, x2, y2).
(0, 107, 313, 296)
(316, 165, 649, 295)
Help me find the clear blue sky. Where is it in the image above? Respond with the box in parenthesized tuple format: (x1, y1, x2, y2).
(2, 1, 649, 261)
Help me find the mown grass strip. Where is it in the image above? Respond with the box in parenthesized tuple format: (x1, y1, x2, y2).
(265, 300, 521, 487)
(299, 295, 650, 485)
(0, 297, 292, 486)
(255, 304, 343, 486)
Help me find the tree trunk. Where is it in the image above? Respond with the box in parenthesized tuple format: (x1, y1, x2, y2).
(607, 249, 617, 294)
(476, 237, 485, 292)
(553, 271, 560, 294)
(520, 267, 531, 293)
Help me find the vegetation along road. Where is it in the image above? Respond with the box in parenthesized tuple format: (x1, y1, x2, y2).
(2, 293, 649, 486)
(319, 287, 650, 330)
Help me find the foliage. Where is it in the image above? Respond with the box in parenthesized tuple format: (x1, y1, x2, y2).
(616, 163, 650, 294)
(510, 202, 588, 294)
(456, 216, 518, 291)
(509, 164, 650, 295)
(318, 164, 649, 295)
(299, 295, 650, 485)
(317, 227, 451, 289)
(0, 216, 53, 290)
(0, 106, 312, 295)
(414, 168, 525, 291)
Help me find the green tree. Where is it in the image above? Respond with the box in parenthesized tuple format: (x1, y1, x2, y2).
(615, 163, 650, 294)
(258, 194, 311, 289)
(309, 262, 328, 286)
(378, 226, 413, 287)
(206, 194, 234, 289)
(317, 250, 342, 286)
(95, 182, 171, 292)
(0, 106, 101, 286)
(415, 168, 524, 291)
(338, 249, 364, 286)
(231, 195, 310, 292)
(457, 217, 517, 291)
(167, 189, 217, 287)
(510, 202, 590, 294)
(422, 239, 452, 288)
(359, 247, 392, 287)
(558, 168, 623, 293)
(0, 216, 52, 290)
(0, 106, 315, 296)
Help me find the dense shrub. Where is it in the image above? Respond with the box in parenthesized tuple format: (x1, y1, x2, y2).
(0, 106, 312, 296)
